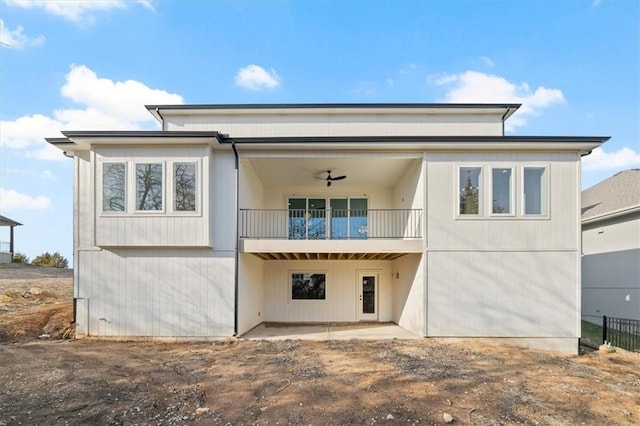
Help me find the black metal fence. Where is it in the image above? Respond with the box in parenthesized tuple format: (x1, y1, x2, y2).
(603, 316, 640, 353)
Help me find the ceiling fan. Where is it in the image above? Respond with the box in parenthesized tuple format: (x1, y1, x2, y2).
(315, 170, 347, 187)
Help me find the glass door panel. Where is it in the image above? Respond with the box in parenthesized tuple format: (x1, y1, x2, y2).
(288, 198, 307, 239)
(362, 276, 375, 314)
(307, 198, 326, 239)
(330, 198, 348, 239)
(350, 198, 368, 239)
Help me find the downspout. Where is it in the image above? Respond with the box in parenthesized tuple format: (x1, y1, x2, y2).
(500, 107, 512, 136)
(155, 107, 165, 131)
(231, 139, 240, 336)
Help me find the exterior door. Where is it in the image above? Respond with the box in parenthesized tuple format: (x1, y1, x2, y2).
(357, 272, 378, 321)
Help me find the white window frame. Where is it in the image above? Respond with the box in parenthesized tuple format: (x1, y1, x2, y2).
(99, 162, 127, 214)
(489, 166, 515, 217)
(168, 159, 201, 216)
(520, 165, 550, 218)
(134, 162, 165, 214)
(456, 165, 483, 218)
(98, 158, 202, 217)
(455, 164, 550, 220)
(289, 271, 328, 302)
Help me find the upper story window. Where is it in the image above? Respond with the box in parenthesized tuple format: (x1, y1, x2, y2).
(136, 163, 163, 211)
(102, 163, 126, 212)
(523, 167, 547, 215)
(457, 165, 548, 219)
(100, 160, 200, 215)
(174, 162, 197, 212)
(491, 167, 513, 215)
(459, 167, 481, 215)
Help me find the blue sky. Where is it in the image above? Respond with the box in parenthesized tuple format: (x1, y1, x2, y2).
(1, 0, 639, 264)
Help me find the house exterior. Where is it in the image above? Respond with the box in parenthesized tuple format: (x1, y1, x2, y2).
(0, 214, 22, 263)
(47, 103, 608, 353)
(581, 169, 640, 324)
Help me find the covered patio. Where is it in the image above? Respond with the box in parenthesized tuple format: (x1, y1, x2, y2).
(241, 322, 421, 341)
(0, 214, 22, 263)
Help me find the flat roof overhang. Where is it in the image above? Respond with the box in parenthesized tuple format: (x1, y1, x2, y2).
(240, 239, 423, 261)
(146, 103, 522, 123)
(46, 131, 224, 153)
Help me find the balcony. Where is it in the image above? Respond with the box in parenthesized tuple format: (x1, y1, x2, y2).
(239, 209, 423, 260)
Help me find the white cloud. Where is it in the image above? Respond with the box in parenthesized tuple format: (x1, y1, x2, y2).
(4, 0, 153, 24)
(432, 70, 566, 131)
(0, 64, 184, 161)
(0, 187, 51, 211)
(0, 19, 45, 48)
(582, 146, 640, 171)
(235, 64, 281, 91)
(480, 56, 495, 67)
(40, 170, 56, 180)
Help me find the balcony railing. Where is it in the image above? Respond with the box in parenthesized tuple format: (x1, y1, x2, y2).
(240, 209, 422, 239)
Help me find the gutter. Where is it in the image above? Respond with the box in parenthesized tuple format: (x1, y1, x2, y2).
(231, 139, 239, 337)
(582, 205, 640, 225)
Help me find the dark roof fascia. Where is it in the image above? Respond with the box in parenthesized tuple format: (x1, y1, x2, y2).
(146, 103, 522, 110)
(60, 130, 222, 139)
(0, 214, 22, 227)
(221, 135, 610, 145)
(46, 137, 73, 145)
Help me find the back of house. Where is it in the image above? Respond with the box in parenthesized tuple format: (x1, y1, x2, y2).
(47, 103, 608, 353)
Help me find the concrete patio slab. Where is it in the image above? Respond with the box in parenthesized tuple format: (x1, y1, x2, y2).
(241, 323, 421, 341)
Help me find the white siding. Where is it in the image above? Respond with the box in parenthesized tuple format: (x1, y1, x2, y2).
(264, 260, 392, 323)
(425, 152, 581, 344)
(582, 214, 640, 322)
(391, 254, 425, 336)
(166, 113, 503, 137)
(238, 254, 265, 334)
(428, 251, 578, 337)
(76, 249, 235, 337)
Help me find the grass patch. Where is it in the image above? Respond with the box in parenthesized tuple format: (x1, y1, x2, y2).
(581, 320, 603, 346)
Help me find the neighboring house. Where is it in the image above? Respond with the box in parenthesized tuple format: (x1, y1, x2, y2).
(47, 103, 608, 353)
(0, 214, 22, 263)
(581, 169, 640, 324)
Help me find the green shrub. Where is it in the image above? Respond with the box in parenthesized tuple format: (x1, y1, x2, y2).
(31, 251, 69, 268)
(11, 252, 30, 264)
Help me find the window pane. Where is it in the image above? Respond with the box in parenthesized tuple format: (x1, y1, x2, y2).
(174, 162, 196, 211)
(288, 198, 306, 239)
(291, 273, 326, 300)
(330, 198, 348, 239)
(136, 163, 163, 211)
(102, 163, 125, 212)
(524, 167, 546, 215)
(350, 198, 368, 239)
(459, 167, 481, 215)
(308, 198, 326, 239)
(492, 168, 512, 214)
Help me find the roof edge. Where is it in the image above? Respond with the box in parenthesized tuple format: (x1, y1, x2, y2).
(582, 205, 640, 225)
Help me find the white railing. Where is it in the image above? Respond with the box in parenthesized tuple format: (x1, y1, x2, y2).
(240, 209, 422, 239)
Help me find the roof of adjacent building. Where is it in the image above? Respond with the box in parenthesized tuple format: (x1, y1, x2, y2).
(582, 169, 640, 222)
(0, 214, 22, 227)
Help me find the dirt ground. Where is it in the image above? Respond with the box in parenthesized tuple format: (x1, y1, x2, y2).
(1, 264, 639, 425)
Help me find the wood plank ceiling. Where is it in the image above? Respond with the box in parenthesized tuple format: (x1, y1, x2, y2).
(250, 252, 407, 261)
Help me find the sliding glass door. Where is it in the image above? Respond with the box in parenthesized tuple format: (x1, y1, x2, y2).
(288, 197, 367, 240)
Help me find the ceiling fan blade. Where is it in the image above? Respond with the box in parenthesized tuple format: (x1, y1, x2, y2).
(331, 175, 347, 181)
(327, 181, 332, 187)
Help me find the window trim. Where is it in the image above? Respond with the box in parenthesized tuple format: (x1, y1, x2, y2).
(97, 158, 202, 217)
(520, 164, 550, 219)
(456, 165, 483, 218)
(289, 271, 328, 302)
(489, 166, 515, 217)
(100, 162, 127, 214)
(134, 162, 166, 214)
(455, 164, 550, 220)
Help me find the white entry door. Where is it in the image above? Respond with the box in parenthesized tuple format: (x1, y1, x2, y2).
(357, 272, 378, 321)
